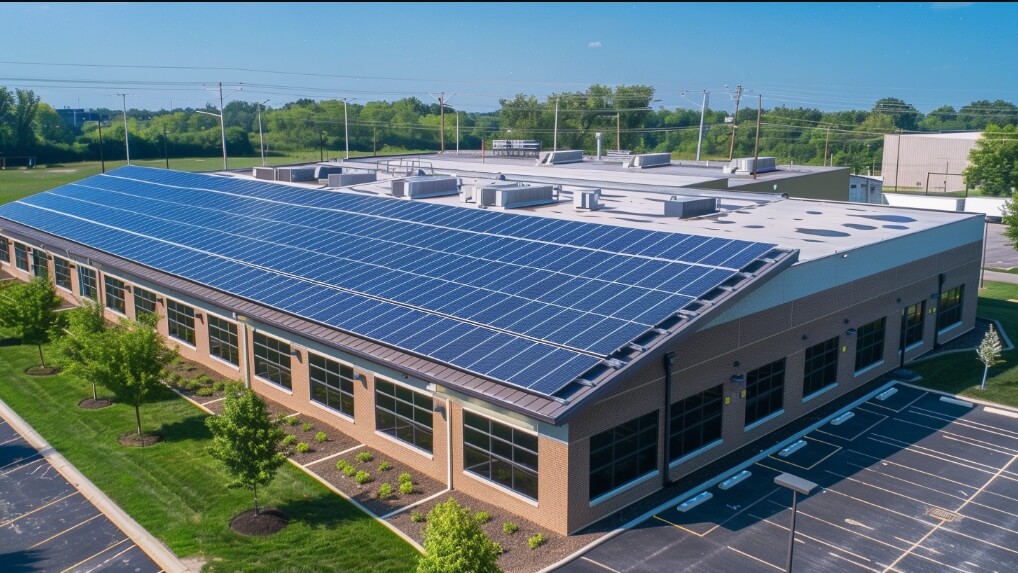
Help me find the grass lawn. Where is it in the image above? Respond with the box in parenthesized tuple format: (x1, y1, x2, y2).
(911, 281, 1018, 407)
(0, 344, 418, 572)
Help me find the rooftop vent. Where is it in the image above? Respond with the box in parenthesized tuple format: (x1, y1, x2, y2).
(476, 182, 557, 209)
(314, 165, 343, 179)
(391, 176, 459, 199)
(724, 157, 777, 174)
(537, 150, 583, 166)
(574, 188, 602, 211)
(623, 153, 672, 169)
(328, 172, 377, 187)
(274, 166, 317, 182)
(252, 167, 276, 181)
(663, 195, 720, 218)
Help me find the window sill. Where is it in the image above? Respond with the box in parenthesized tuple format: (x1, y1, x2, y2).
(803, 383, 838, 403)
(854, 360, 884, 378)
(904, 341, 924, 352)
(255, 376, 293, 395)
(745, 409, 785, 432)
(463, 470, 538, 507)
(589, 470, 659, 508)
(374, 431, 434, 460)
(310, 400, 355, 424)
(670, 439, 722, 469)
(210, 354, 241, 370)
(938, 322, 962, 336)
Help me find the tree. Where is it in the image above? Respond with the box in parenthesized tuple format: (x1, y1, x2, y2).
(872, 97, 921, 132)
(416, 498, 501, 573)
(0, 276, 63, 369)
(976, 324, 1004, 390)
(206, 388, 286, 515)
(53, 299, 108, 400)
(964, 125, 1018, 197)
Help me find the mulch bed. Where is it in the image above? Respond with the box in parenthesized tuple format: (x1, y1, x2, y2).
(230, 508, 289, 536)
(78, 397, 113, 409)
(25, 365, 61, 376)
(118, 431, 163, 447)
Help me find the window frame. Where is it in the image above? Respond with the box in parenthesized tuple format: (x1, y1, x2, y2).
(308, 352, 355, 418)
(77, 265, 98, 300)
(854, 317, 887, 373)
(803, 336, 839, 398)
(903, 301, 925, 348)
(165, 298, 197, 347)
(588, 411, 659, 501)
(374, 378, 433, 454)
(744, 358, 786, 427)
(207, 314, 240, 367)
(104, 275, 127, 315)
(133, 286, 158, 320)
(52, 256, 72, 291)
(0, 236, 9, 265)
(31, 249, 48, 278)
(252, 331, 292, 390)
(668, 385, 724, 463)
(937, 286, 964, 331)
(14, 242, 29, 271)
(462, 409, 539, 501)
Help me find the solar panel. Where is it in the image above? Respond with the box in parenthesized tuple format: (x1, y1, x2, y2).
(0, 166, 777, 397)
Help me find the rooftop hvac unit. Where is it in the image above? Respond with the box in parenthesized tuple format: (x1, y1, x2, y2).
(726, 157, 777, 174)
(476, 182, 556, 209)
(624, 153, 672, 169)
(275, 166, 317, 182)
(315, 165, 343, 179)
(327, 172, 377, 187)
(391, 175, 459, 199)
(252, 167, 276, 181)
(537, 150, 584, 165)
(663, 195, 720, 218)
(574, 189, 601, 210)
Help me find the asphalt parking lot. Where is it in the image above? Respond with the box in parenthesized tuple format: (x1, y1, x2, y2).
(557, 384, 1018, 572)
(0, 418, 162, 573)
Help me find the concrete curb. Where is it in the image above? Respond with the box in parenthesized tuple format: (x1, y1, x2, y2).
(0, 397, 193, 573)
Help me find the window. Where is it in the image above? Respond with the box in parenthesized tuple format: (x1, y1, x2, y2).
(745, 358, 786, 426)
(14, 242, 28, 271)
(104, 276, 127, 314)
(803, 337, 839, 397)
(937, 286, 964, 330)
(53, 257, 72, 290)
(589, 412, 658, 500)
(903, 301, 925, 347)
(669, 385, 723, 461)
(77, 266, 98, 300)
(463, 411, 538, 500)
(855, 317, 886, 372)
(309, 353, 354, 417)
(0, 237, 9, 264)
(375, 379, 432, 453)
(134, 287, 157, 319)
(166, 299, 196, 346)
(208, 315, 239, 366)
(31, 250, 48, 278)
(253, 332, 291, 389)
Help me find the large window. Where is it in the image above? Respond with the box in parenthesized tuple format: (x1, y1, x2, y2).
(53, 257, 72, 290)
(855, 317, 886, 372)
(309, 353, 354, 417)
(14, 242, 28, 271)
(253, 332, 292, 389)
(375, 379, 433, 453)
(589, 412, 658, 500)
(745, 358, 786, 426)
(104, 276, 127, 314)
(134, 287, 158, 319)
(31, 250, 48, 278)
(463, 411, 539, 500)
(938, 286, 964, 330)
(669, 385, 723, 461)
(0, 237, 9, 264)
(803, 337, 839, 397)
(903, 301, 925, 347)
(208, 315, 239, 366)
(77, 266, 98, 300)
(166, 299, 196, 346)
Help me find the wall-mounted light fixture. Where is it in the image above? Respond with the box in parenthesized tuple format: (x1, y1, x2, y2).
(289, 349, 301, 360)
(845, 328, 857, 336)
(730, 374, 746, 384)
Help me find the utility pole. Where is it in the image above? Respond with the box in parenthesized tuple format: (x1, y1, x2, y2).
(753, 94, 762, 179)
(257, 99, 269, 166)
(696, 90, 709, 161)
(616, 110, 621, 151)
(554, 97, 560, 152)
(343, 98, 350, 159)
(894, 128, 902, 192)
(163, 125, 169, 169)
(95, 118, 105, 173)
(218, 82, 228, 170)
(728, 85, 742, 161)
(118, 93, 131, 164)
(428, 92, 455, 154)
(824, 127, 831, 167)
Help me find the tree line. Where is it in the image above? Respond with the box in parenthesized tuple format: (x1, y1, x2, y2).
(4, 85, 1018, 172)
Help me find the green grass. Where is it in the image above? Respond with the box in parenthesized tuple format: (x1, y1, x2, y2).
(911, 281, 1018, 407)
(0, 345, 418, 572)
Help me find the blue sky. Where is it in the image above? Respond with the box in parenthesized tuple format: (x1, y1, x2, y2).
(1, 2, 1013, 114)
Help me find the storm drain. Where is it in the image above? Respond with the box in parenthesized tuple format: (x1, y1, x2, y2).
(927, 507, 961, 522)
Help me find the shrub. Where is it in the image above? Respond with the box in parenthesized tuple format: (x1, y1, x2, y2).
(378, 482, 393, 500)
(527, 533, 545, 550)
(378, 460, 392, 472)
(195, 373, 213, 386)
(295, 441, 310, 454)
(399, 480, 414, 495)
(343, 463, 357, 477)
(287, 416, 300, 426)
(502, 521, 518, 535)
(411, 511, 425, 523)
(474, 511, 490, 524)
(398, 472, 412, 485)
(315, 431, 327, 443)
(212, 380, 227, 392)
(195, 386, 214, 397)
(356, 450, 374, 463)
(418, 498, 500, 573)
(492, 542, 504, 555)
(282, 434, 297, 446)
(354, 470, 372, 485)
(336, 459, 350, 471)
(301, 422, 314, 432)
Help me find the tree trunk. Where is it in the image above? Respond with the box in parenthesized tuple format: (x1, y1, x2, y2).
(253, 483, 259, 516)
(135, 404, 143, 437)
(980, 364, 989, 390)
(92, 382, 98, 401)
(37, 344, 46, 369)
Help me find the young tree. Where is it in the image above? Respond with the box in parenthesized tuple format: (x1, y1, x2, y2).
(53, 299, 108, 400)
(416, 498, 502, 573)
(964, 125, 1018, 197)
(0, 276, 63, 370)
(206, 388, 287, 515)
(976, 324, 1005, 391)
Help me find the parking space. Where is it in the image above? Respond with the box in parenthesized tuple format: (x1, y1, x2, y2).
(0, 419, 162, 573)
(558, 384, 1018, 572)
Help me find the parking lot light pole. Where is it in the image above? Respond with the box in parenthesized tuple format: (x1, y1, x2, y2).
(774, 473, 818, 573)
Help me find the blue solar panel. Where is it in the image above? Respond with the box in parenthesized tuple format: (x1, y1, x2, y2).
(0, 166, 777, 398)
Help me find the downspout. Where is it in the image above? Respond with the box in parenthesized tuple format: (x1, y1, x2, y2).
(237, 316, 252, 389)
(662, 352, 677, 488)
(445, 395, 453, 489)
(932, 273, 945, 350)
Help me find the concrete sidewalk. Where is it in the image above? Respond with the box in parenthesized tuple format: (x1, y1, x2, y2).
(0, 398, 193, 573)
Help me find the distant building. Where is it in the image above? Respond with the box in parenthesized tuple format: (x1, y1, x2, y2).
(881, 131, 982, 193)
(55, 108, 103, 130)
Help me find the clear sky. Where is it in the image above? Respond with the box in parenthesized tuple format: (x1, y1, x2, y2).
(1, 2, 1013, 114)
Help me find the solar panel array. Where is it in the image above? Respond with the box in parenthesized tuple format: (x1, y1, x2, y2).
(0, 166, 777, 397)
